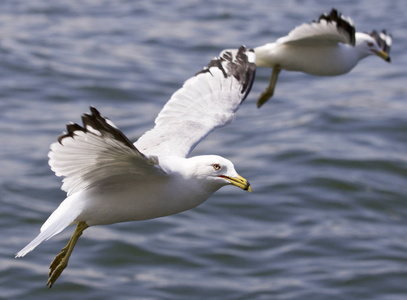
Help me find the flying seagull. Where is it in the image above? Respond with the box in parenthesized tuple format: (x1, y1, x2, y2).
(226, 8, 391, 107)
(16, 46, 256, 287)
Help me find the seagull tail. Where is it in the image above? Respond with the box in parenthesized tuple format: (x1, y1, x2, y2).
(15, 193, 83, 258)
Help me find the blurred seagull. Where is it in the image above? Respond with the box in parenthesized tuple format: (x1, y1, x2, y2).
(16, 46, 256, 287)
(248, 8, 392, 107)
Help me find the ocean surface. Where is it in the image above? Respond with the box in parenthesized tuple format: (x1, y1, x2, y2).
(1, 1, 406, 299)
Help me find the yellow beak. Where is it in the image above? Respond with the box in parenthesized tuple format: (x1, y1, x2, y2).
(374, 50, 391, 62)
(220, 174, 252, 192)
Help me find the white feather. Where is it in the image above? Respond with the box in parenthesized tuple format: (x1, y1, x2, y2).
(15, 193, 84, 257)
(135, 47, 254, 157)
(16, 46, 255, 261)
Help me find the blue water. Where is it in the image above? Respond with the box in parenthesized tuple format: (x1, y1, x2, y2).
(1, 1, 407, 299)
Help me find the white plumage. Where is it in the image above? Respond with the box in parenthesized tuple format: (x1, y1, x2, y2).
(225, 9, 392, 107)
(16, 46, 256, 287)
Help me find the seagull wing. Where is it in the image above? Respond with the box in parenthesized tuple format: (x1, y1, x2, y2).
(369, 30, 392, 53)
(135, 46, 256, 158)
(49, 107, 165, 196)
(278, 9, 356, 47)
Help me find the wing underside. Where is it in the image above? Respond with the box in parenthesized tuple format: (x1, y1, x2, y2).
(49, 107, 165, 196)
(135, 46, 256, 158)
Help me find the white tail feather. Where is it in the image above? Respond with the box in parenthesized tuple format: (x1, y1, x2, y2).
(15, 193, 84, 258)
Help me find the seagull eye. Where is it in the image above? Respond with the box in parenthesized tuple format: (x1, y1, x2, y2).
(367, 42, 374, 47)
(213, 163, 221, 170)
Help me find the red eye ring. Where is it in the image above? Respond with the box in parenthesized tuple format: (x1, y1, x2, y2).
(213, 163, 221, 170)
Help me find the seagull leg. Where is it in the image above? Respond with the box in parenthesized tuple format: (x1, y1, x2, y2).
(47, 221, 88, 288)
(257, 65, 281, 108)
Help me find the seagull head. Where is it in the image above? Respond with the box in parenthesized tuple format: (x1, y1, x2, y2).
(187, 155, 251, 192)
(355, 31, 391, 63)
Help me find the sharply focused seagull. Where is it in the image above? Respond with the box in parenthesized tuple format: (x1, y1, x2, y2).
(231, 8, 392, 107)
(16, 46, 256, 287)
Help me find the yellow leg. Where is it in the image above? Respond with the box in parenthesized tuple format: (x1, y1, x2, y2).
(257, 65, 281, 108)
(47, 221, 88, 288)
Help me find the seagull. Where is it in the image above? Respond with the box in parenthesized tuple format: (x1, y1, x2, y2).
(249, 8, 392, 107)
(15, 46, 256, 287)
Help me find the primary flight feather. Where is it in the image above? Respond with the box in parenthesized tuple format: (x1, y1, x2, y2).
(16, 46, 256, 288)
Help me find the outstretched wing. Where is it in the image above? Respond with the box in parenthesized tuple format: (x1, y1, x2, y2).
(278, 8, 355, 47)
(49, 107, 165, 196)
(369, 30, 392, 54)
(135, 45, 256, 158)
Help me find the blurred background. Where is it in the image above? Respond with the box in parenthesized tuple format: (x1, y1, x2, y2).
(1, 0, 406, 299)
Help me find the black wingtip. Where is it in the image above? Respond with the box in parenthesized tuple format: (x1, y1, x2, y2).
(232, 46, 256, 101)
(57, 123, 84, 144)
(369, 29, 392, 54)
(197, 46, 256, 102)
(57, 107, 136, 150)
(318, 8, 356, 46)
